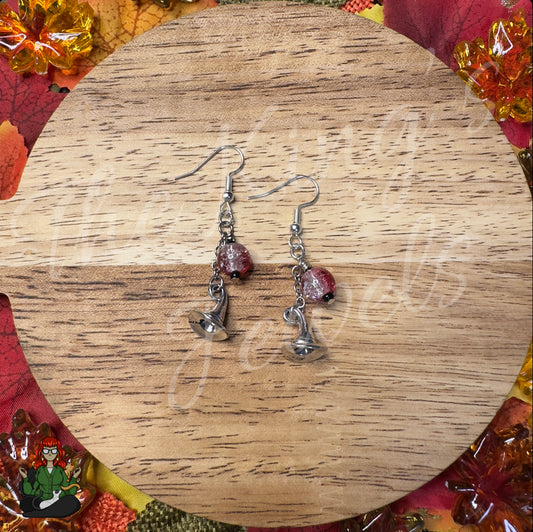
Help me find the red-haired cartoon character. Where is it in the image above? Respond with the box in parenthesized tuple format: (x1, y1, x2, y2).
(18, 436, 81, 518)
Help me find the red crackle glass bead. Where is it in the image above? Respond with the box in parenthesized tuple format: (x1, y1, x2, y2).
(302, 267, 336, 304)
(217, 242, 253, 279)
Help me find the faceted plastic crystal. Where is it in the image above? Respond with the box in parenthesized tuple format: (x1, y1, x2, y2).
(217, 242, 253, 279)
(454, 9, 532, 122)
(446, 420, 532, 532)
(301, 267, 336, 304)
(0, 0, 94, 75)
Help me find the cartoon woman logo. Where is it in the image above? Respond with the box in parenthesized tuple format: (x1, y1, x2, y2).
(18, 436, 82, 518)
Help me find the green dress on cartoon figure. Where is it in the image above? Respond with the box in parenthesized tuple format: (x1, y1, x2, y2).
(22, 463, 79, 500)
(18, 437, 81, 519)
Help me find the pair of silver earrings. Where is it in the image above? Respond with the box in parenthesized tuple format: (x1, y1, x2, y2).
(176, 145, 336, 362)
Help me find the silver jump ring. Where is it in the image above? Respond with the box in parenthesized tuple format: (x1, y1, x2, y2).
(283, 306, 300, 324)
(208, 275, 224, 299)
(290, 245, 305, 261)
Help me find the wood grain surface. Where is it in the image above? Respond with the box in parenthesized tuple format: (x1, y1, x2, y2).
(1, 2, 531, 527)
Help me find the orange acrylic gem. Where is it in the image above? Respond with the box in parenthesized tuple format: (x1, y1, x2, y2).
(454, 10, 532, 123)
(516, 342, 532, 399)
(0, 0, 94, 75)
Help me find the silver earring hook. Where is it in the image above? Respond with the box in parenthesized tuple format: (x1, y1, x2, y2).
(175, 145, 245, 202)
(248, 175, 320, 231)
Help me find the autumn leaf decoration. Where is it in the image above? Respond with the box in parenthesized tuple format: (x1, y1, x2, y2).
(0, 120, 27, 200)
(0, 0, 95, 75)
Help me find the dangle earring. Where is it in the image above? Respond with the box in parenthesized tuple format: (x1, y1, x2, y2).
(176, 145, 253, 341)
(249, 175, 335, 362)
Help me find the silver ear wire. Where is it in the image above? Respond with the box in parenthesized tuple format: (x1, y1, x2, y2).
(177, 145, 250, 341)
(176, 145, 245, 203)
(249, 175, 328, 362)
(248, 174, 319, 233)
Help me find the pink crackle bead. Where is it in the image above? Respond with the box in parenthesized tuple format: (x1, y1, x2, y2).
(217, 242, 253, 279)
(302, 267, 336, 304)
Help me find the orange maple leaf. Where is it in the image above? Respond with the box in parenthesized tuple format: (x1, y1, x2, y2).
(0, 120, 28, 200)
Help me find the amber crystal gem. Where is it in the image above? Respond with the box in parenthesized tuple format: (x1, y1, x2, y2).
(454, 9, 532, 122)
(0, 0, 94, 75)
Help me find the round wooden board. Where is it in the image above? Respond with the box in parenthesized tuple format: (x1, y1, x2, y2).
(1, 2, 531, 527)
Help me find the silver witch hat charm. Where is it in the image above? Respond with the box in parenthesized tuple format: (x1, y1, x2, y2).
(283, 306, 327, 362)
(188, 286, 229, 341)
(176, 145, 252, 341)
(249, 175, 335, 362)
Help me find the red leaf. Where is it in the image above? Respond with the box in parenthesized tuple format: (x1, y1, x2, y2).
(0, 295, 81, 452)
(0, 294, 32, 409)
(499, 117, 532, 150)
(391, 468, 458, 513)
(383, 0, 532, 70)
(0, 59, 66, 151)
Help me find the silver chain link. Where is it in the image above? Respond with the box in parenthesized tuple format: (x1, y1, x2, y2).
(208, 200, 235, 299)
(218, 201, 235, 242)
(284, 230, 308, 323)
